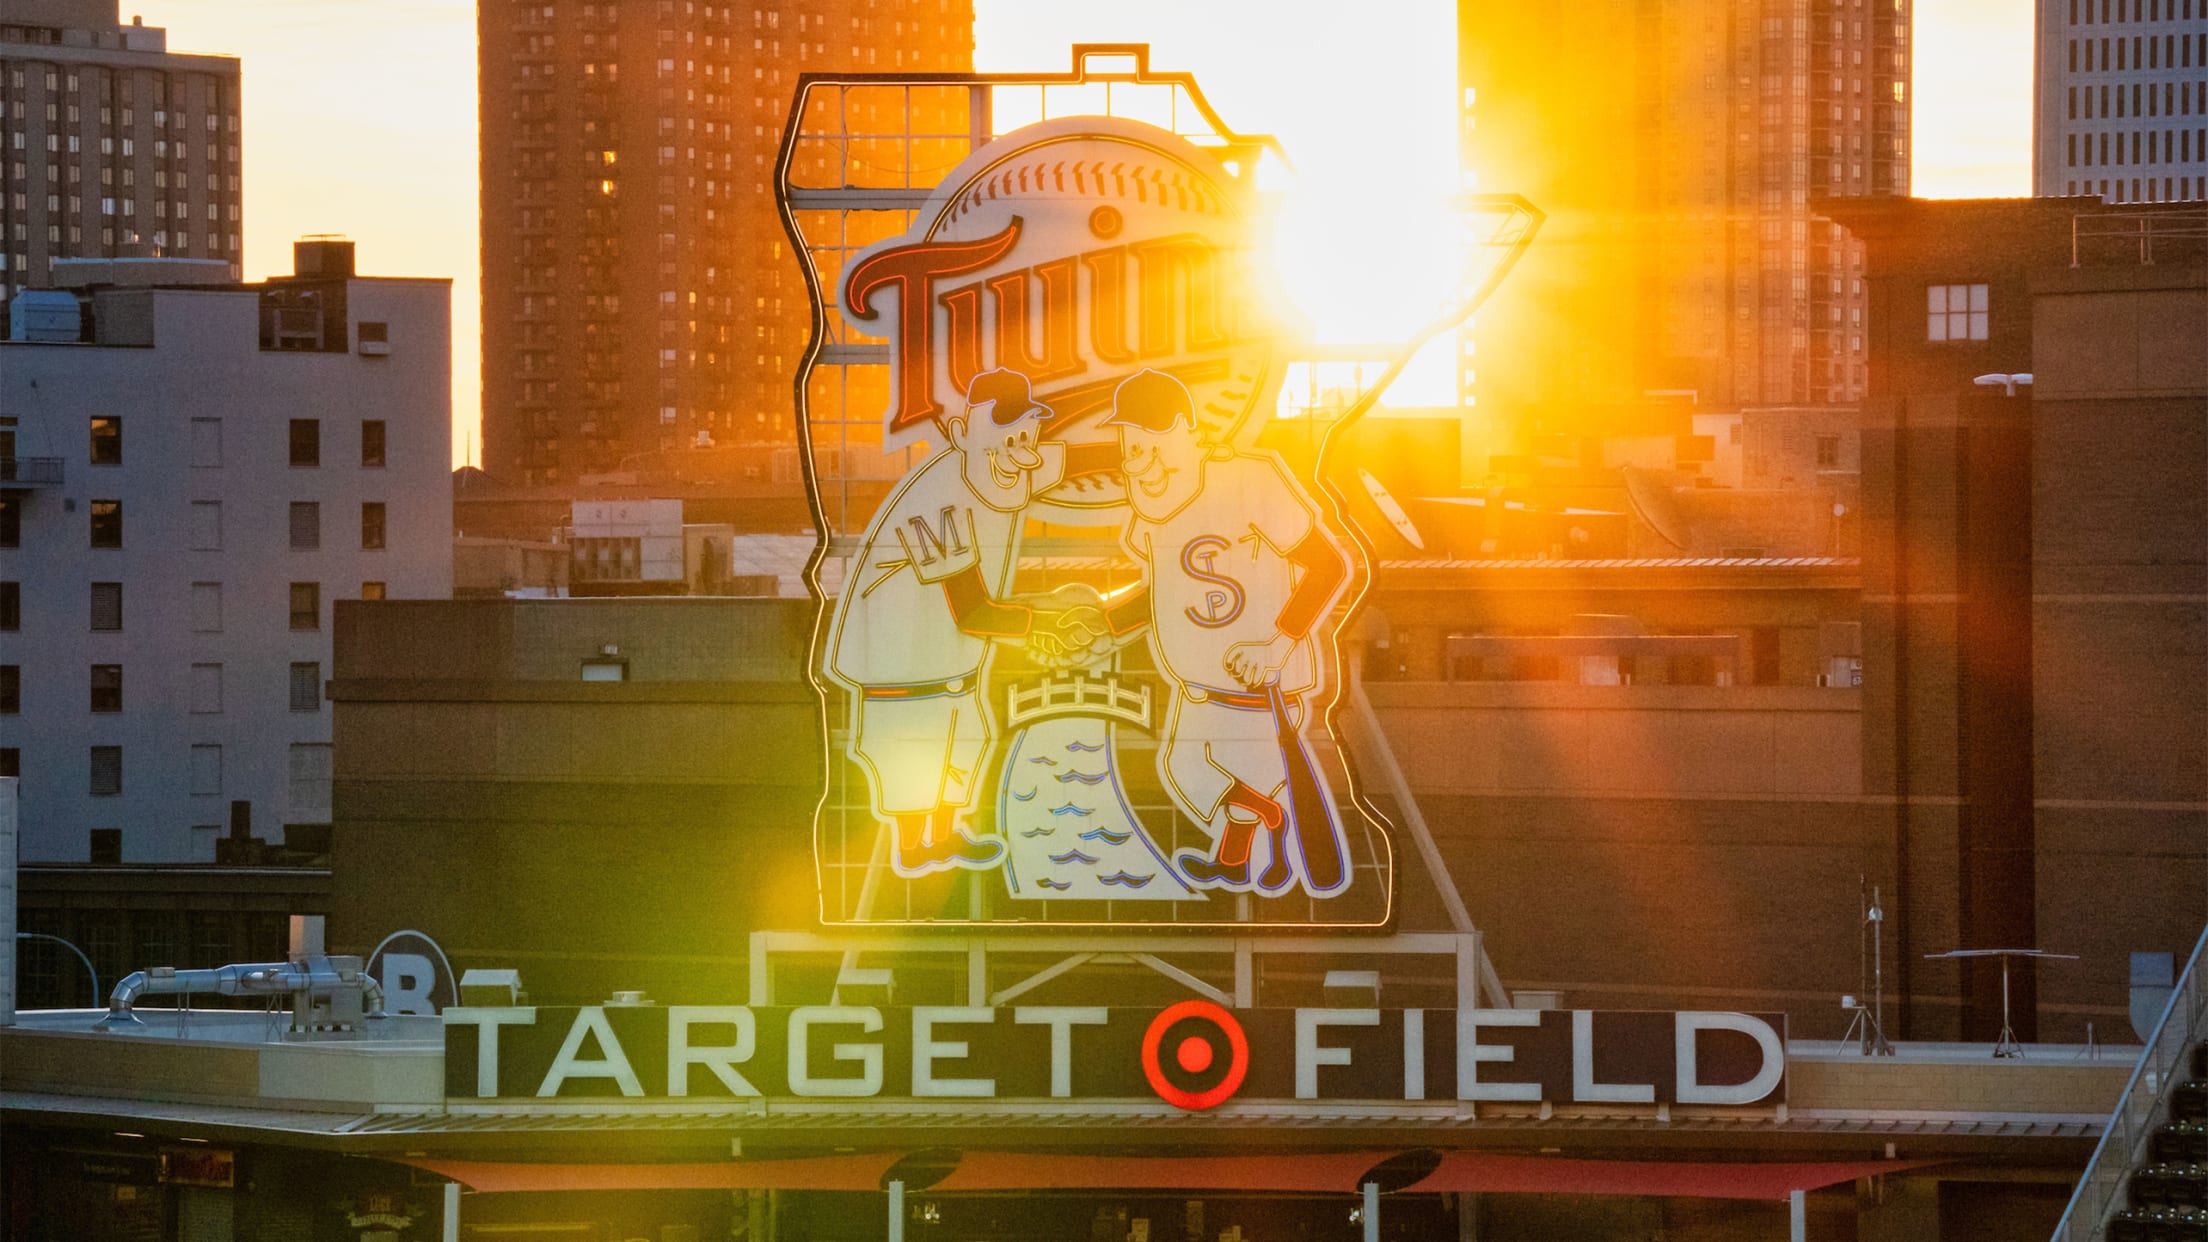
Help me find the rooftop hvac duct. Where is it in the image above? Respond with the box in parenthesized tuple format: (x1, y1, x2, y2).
(96, 955, 387, 1033)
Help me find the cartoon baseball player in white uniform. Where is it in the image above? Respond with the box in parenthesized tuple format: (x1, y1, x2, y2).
(1101, 369, 1355, 896)
(826, 369, 1074, 878)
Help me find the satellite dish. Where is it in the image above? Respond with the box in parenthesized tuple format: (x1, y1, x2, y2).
(1622, 466, 1692, 550)
(1357, 468, 1425, 551)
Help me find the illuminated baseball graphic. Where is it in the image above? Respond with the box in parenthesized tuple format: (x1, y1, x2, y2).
(783, 97, 1543, 928)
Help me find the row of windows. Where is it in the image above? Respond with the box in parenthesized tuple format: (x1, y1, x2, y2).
(0, 228, 234, 256)
(2069, 0, 2204, 23)
(2067, 79, 2208, 119)
(23, 499, 390, 552)
(0, 580, 122, 631)
(0, 660, 325, 716)
(289, 417, 386, 468)
(56, 415, 388, 469)
(2067, 127, 2208, 166)
(2067, 33, 2208, 72)
(1, 131, 240, 163)
(2066, 174, 2203, 200)
(0, 97, 237, 134)
(0, 582, 381, 660)
(0, 740, 328, 803)
(290, 502, 387, 551)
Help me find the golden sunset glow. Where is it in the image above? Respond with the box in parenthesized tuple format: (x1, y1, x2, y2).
(144, 0, 2033, 465)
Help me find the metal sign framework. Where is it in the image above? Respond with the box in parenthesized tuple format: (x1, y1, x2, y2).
(774, 45, 1539, 931)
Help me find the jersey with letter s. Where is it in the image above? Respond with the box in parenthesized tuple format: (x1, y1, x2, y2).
(1124, 453, 1322, 693)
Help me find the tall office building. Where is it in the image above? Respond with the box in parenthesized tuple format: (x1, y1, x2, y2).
(480, 0, 974, 488)
(0, 0, 242, 300)
(2034, 0, 2208, 202)
(1457, 0, 1907, 418)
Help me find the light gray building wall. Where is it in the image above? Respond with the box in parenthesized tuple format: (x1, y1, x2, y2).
(2035, 0, 2208, 202)
(0, 252, 452, 862)
(0, 0, 244, 297)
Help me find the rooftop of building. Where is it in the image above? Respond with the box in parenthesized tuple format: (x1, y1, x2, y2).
(2, 238, 451, 351)
(0, 0, 234, 63)
(0, 1005, 2129, 1158)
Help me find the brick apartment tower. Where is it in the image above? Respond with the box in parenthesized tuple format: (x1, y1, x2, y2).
(0, 0, 243, 300)
(1457, 0, 1908, 416)
(479, 0, 974, 488)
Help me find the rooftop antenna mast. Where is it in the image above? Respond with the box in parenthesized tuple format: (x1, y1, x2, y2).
(1843, 879, 1895, 1055)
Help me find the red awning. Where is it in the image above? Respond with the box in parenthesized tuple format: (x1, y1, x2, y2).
(930, 1150, 1393, 1193)
(1402, 1152, 1935, 1201)
(413, 1153, 902, 1193)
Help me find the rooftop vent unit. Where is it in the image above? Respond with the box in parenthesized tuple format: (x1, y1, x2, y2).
(293, 235, 356, 278)
(8, 290, 83, 342)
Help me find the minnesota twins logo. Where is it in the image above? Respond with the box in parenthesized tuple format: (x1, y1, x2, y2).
(784, 93, 1553, 927)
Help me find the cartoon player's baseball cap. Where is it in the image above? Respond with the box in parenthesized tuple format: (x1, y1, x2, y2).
(1101, 368, 1195, 433)
(965, 368, 1045, 426)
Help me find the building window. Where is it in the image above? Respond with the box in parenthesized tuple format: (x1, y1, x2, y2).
(0, 498, 17, 548)
(289, 661, 322, 712)
(1815, 436, 1841, 468)
(290, 582, 321, 630)
(0, 664, 17, 713)
(90, 582, 121, 631)
(0, 581, 16, 631)
(0, 748, 17, 780)
(189, 500, 222, 550)
(191, 582, 222, 633)
(289, 418, 320, 467)
(89, 499, 122, 547)
(189, 744, 222, 795)
(290, 501, 321, 550)
(90, 664, 122, 713)
(88, 828, 121, 863)
(191, 416, 222, 467)
(362, 420, 386, 467)
(89, 746, 122, 796)
(361, 502, 386, 550)
(88, 415, 121, 464)
(361, 581, 387, 601)
(288, 743, 333, 818)
(1927, 283, 1989, 341)
(190, 663, 222, 714)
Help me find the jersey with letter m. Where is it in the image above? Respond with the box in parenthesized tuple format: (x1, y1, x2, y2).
(831, 450, 1021, 686)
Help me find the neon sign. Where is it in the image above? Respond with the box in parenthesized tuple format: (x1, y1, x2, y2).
(782, 50, 1537, 927)
(445, 1002, 1788, 1110)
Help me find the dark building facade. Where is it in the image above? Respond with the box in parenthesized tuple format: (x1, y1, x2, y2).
(1832, 195, 2208, 1043)
(477, 0, 973, 488)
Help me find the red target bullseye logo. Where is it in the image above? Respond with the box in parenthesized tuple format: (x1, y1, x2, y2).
(1141, 1000, 1249, 1110)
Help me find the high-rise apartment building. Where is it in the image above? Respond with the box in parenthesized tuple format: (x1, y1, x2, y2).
(1457, 0, 1907, 418)
(479, 0, 974, 488)
(0, 0, 242, 300)
(2034, 0, 2208, 202)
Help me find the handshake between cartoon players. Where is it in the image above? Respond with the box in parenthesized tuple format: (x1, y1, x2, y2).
(826, 363, 1353, 896)
(1019, 583, 1299, 696)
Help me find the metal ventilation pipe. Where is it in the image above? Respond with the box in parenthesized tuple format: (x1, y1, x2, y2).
(96, 955, 387, 1031)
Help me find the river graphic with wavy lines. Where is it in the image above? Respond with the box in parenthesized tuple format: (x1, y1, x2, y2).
(997, 714, 1192, 902)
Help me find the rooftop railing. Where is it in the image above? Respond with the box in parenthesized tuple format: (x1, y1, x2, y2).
(2051, 920, 2208, 1241)
(2071, 208, 2208, 268)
